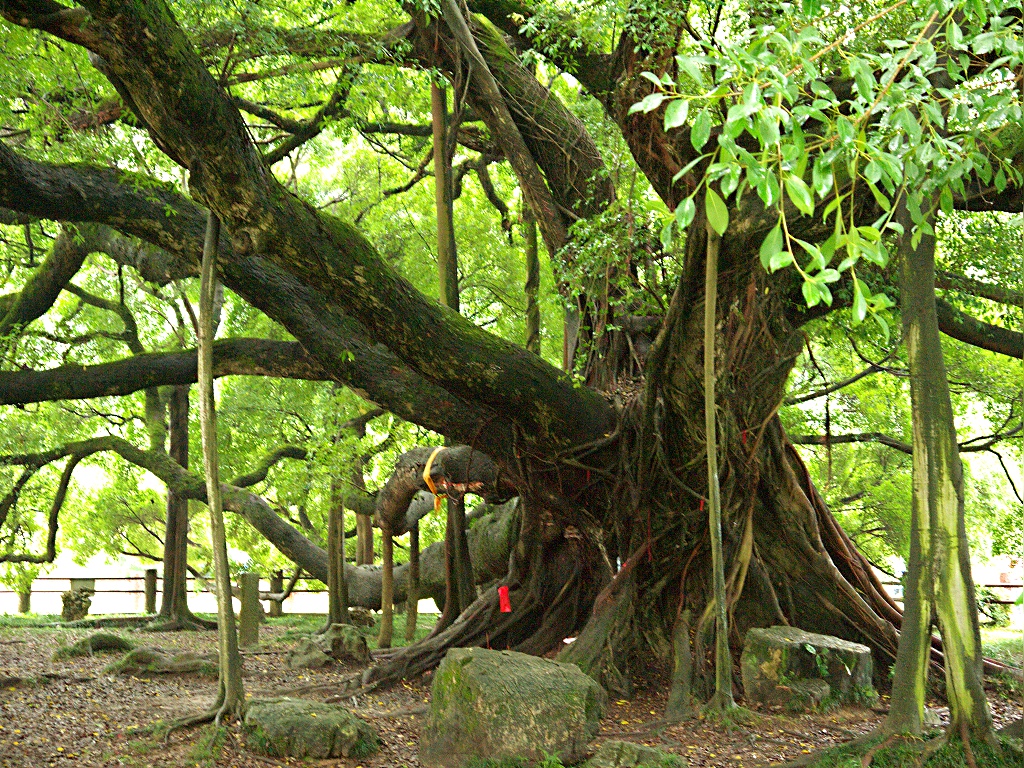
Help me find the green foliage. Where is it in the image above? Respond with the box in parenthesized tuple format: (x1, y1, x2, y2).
(642, 0, 1023, 337)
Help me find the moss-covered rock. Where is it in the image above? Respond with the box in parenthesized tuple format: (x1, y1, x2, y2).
(286, 637, 331, 669)
(741, 627, 876, 711)
(585, 740, 688, 768)
(316, 623, 370, 664)
(53, 631, 134, 660)
(419, 647, 607, 768)
(103, 648, 218, 676)
(243, 697, 379, 759)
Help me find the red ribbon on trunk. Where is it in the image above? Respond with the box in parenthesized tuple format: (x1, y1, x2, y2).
(498, 585, 511, 613)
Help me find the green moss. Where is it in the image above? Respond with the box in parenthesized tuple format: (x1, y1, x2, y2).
(802, 734, 1023, 768)
(185, 724, 227, 767)
(53, 631, 134, 660)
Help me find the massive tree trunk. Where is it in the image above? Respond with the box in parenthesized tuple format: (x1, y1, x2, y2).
(560, 212, 904, 696)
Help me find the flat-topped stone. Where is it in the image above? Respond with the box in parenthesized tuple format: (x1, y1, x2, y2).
(741, 626, 876, 711)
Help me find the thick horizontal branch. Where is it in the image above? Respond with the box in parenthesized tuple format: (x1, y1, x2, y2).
(936, 298, 1024, 360)
(791, 432, 913, 455)
(230, 445, 308, 488)
(0, 3, 615, 459)
(937, 271, 1024, 308)
(0, 339, 330, 406)
(0, 143, 525, 458)
(375, 445, 515, 534)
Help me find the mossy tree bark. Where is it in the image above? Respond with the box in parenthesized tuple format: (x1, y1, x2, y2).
(887, 199, 992, 740)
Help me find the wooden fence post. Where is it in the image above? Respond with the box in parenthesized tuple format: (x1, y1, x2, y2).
(269, 570, 284, 617)
(238, 572, 261, 647)
(144, 568, 158, 614)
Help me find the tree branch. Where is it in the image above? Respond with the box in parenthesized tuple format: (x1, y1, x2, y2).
(936, 298, 1024, 360)
(0, 339, 330, 406)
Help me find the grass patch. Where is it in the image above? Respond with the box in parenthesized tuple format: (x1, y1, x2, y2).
(0, 613, 62, 628)
(186, 724, 227, 767)
(804, 734, 1023, 768)
(981, 628, 1024, 669)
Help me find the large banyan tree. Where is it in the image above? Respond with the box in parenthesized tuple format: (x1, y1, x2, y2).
(1, 0, 1023, 698)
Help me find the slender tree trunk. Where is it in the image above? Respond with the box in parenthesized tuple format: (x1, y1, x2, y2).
(327, 477, 350, 626)
(703, 222, 734, 710)
(159, 384, 193, 622)
(524, 211, 540, 355)
(405, 522, 420, 642)
(432, 81, 459, 313)
(198, 211, 244, 720)
(889, 200, 992, 739)
(450, 496, 476, 611)
(378, 528, 395, 649)
(356, 514, 374, 565)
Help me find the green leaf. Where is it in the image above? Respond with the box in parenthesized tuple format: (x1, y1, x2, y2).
(873, 312, 890, 344)
(802, 279, 822, 307)
(939, 185, 954, 214)
(705, 187, 729, 236)
(759, 224, 783, 270)
(675, 55, 705, 87)
(664, 99, 689, 130)
(852, 280, 868, 324)
(660, 220, 674, 249)
(770, 248, 794, 272)
(785, 175, 815, 216)
(628, 92, 666, 115)
(691, 109, 712, 150)
(675, 197, 696, 229)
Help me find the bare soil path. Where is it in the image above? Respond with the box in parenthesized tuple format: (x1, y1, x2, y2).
(1, 617, 1020, 767)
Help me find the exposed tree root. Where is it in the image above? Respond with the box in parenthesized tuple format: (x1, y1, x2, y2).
(861, 734, 899, 767)
(146, 614, 217, 632)
(362, 519, 608, 690)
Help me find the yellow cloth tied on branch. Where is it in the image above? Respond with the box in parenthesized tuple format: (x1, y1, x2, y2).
(423, 446, 445, 513)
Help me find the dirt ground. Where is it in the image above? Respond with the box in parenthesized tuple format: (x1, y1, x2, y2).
(1, 617, 1021, 768)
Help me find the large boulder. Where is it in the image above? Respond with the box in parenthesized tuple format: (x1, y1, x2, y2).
(286, 638, 331, 669)
(420, 648, 607, 768)
(741, 626, 876, 711)
(244, 698, 379, 759)
(586, 740, 688, 768)
(315, 623, 370, 664)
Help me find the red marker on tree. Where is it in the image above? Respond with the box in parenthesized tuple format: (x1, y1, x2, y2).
(498, 585, 511, 613)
